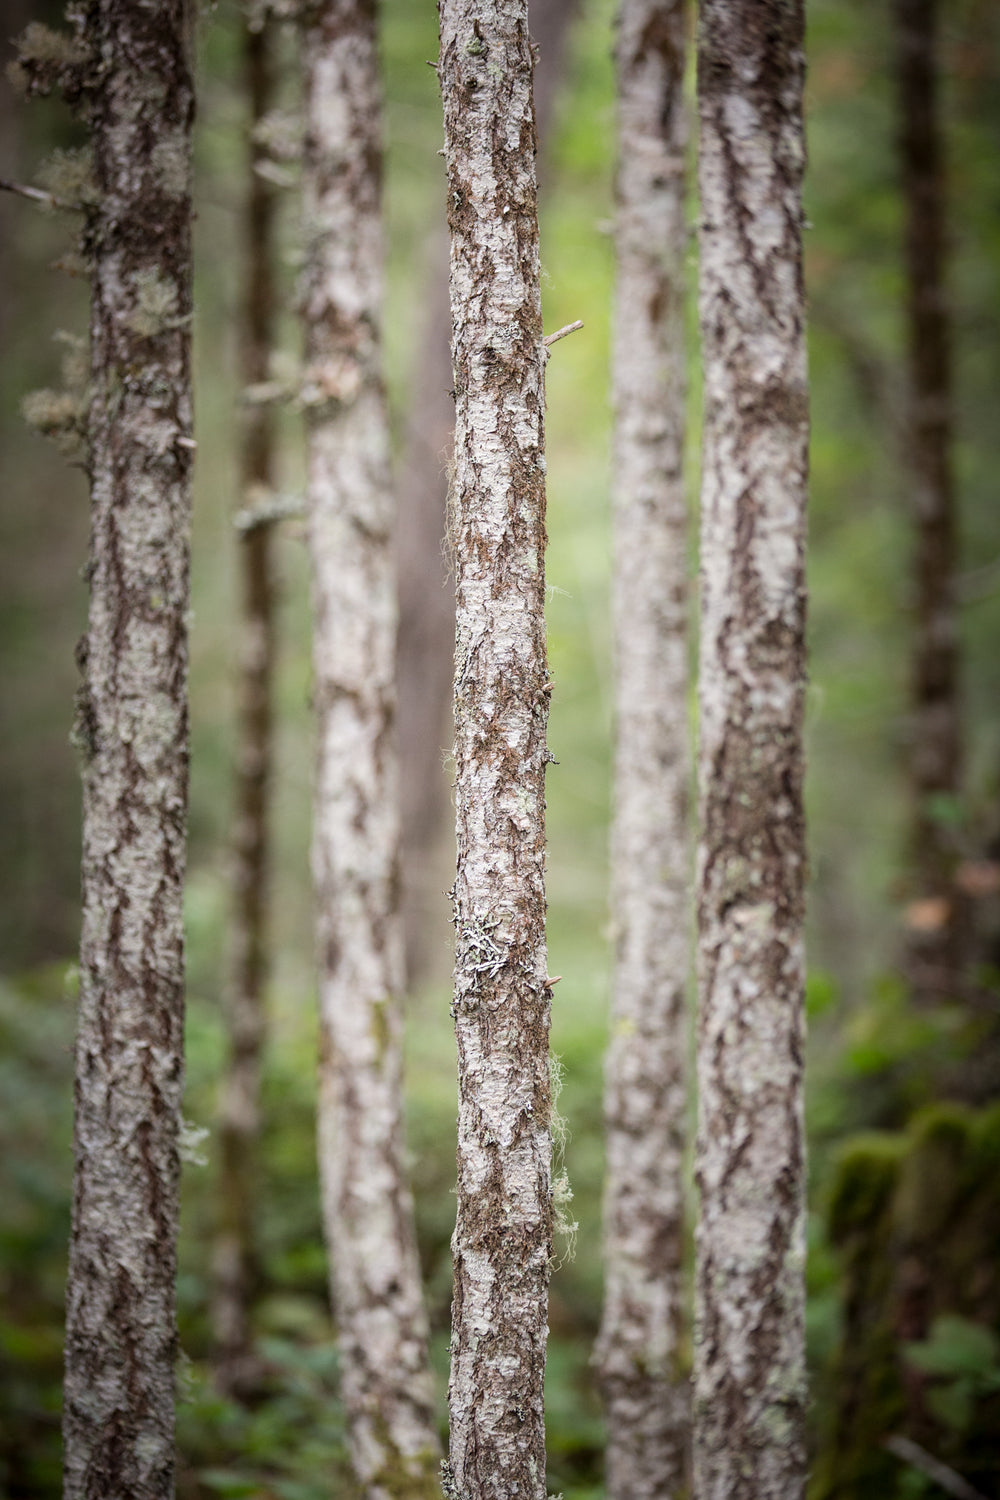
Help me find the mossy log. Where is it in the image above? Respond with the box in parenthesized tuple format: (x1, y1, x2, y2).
(812, 1103, 1000, 1500)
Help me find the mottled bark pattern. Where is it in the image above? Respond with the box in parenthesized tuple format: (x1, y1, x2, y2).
(301, 3, 439, 1495)
(438, 5, 552, 1498)
(595, 4, 689, 1497)
(694, 4, 809, 1498)
(395, 0, 579, 993)
(212, 15, 278, 1392)
(896, 0, 962, 1003)
(64, 3, 194, 1499)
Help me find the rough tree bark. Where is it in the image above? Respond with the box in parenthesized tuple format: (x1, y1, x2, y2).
(895, 0, 963, 1005)
(396, 0, 578, 992)
(594, 4, 690, 1498)
(300, 2, 439, 1495)
(694, 4, 809, 1499)
(55, 2, 194, 1496)
(212, 8, 279, 1394)
(438, 5, 554, 1497)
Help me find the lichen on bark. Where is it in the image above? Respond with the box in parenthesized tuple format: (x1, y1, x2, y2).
(300, 2, 439, 1495)
(595, 4, 691, 1498)
(438, 3, 554, 1498)
(61, 3, 195, 1498)
(693, 4, 810, 1498)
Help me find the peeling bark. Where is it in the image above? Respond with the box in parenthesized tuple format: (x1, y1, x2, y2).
(63, 3, 194, 1499)
(895, 0, 963, 1004)
(595, 4, 690, 1498)
(438, 5, 552, 1497)
(212, 11, 279, 1395)
(694, 4, 809, 1499)
(301, 3, 439, 1495)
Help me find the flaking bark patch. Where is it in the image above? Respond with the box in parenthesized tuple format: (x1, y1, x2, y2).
(61, 3, 194, 1499)
(595, 5, 691, 1498)
(438, 5, 553, 1498)
(301, 4, 440, 1496)
(694, 4, 809, 1499)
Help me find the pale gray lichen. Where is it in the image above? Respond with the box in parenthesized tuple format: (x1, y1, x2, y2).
(38, 146, 98, 207)
(8, 21, 88, 98)
(126, 268, 185, 338)
(178, 1119, 209, 1168)
(252, 108, 303, 163)
(22, 386, 87, 459)
(150, 134, 190, 200)
(549, 1054, 578, 1265)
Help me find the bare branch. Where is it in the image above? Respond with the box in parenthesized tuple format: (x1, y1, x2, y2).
(885, 1436, 990, 1500)
(0, 175, 74, 211)
(542, 319, 584, 347)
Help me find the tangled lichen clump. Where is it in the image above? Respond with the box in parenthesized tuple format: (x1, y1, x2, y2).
(126, 269, 184, 338)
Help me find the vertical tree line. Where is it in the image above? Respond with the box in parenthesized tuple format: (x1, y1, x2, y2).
(13, 0, 196, 1494)
(300, 0, 439, 1493)
(3, 0, 826, 1494)
(595, 3, 690, 1498)
(437, 3, 555, 1495)
(693, 2, 810, 1498)
(212, 6, 279, 1394)
(895, 0, 962, 1005)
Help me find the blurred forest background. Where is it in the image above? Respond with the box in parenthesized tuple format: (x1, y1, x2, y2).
(2, 0, 999, 1496)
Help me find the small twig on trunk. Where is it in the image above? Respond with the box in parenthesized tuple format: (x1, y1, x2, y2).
(884, 1435, 990, 1500)
(542, 319, 584, 348)
(234, 490, 304, 533)
(0, 175, 73, 211)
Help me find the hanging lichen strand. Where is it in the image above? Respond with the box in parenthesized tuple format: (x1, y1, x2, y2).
(595, 3, 690, 1497)
(300, 2, 440, 1496)
(57, 1, 194, 1496)
(694, 3, 810, 1499)
(437, 4, 553, 1498)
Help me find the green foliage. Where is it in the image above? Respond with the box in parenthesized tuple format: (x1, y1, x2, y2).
(905, 1316, 1000, 1433)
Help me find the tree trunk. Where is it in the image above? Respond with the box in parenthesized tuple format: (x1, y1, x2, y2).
(212, 10, 279, 1396)
(438, 5, 553, 1497)
(694, 4, 809, 1499)
(896, 0, 962, 1005)
(62, 3, 194, 1497)
(595, 4, 689, 1498)
(301, 3, 440, 1495)
(396, 0, 579, 993)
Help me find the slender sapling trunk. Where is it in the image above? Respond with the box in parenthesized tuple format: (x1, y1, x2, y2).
(438, 4, 554, 1496)
(301, 2, 439, 1494)
(595, 3, 690, 1496)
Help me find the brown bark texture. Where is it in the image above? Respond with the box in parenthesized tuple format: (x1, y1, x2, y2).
(396, 0, 578, 993)
(594, 4, 690, 1498)
(61, 2, 194, 1498)
(896, 0, 963, 1004)
(212, 12, 279, 1393)
(438, 4, 553, 1497)
(694, 4, 809, 1499)
(301, 2, 440, 1495)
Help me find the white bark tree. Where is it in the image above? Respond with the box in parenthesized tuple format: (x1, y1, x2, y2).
(437, 4, 556, 1497)
(595, 3, 690, 1497)
(14, 2, 196, 1495)
(300, 2, 440, 1495)
(694, 3, 809, 1498)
